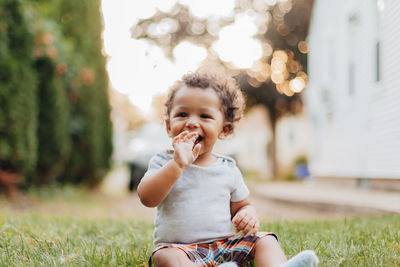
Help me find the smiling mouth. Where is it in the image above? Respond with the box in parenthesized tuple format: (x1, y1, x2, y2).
(195, 135, 203, 145)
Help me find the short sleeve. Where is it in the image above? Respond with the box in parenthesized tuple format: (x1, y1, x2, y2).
(230, 166, 250, 202)
(144, 151, 170, 176)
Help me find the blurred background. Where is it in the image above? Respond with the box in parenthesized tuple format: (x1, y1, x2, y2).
(1, 0, 400, 219)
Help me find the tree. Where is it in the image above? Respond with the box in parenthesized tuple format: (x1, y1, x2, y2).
(33, 56, 71, 186)
(23, 0, 112, 186)
(0, 0, 113, 191)
(0, 0, 38, 182)
(55, 0, 113, 186)
(109, 89, 147, 131)
(131, 0, 313, 178)
(24, 1, 73, 186)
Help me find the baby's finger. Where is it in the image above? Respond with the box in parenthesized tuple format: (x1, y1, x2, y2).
(248, 222, 259, 236)
(242, 219, 256, 236)
(179, 131, 189, 139)
(186, 132, 198, 139)
(193, 144, 201, 158)
(172, 135, 181, 144)
(236, 216, 250, 231)
(186, 132, 198, 143)
(179, 132, 195, 143)
(232, 213, 245, 227)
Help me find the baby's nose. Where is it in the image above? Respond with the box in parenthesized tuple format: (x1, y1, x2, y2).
(185, 117, 200, 128)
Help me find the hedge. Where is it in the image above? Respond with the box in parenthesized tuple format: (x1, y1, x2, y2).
(0, 0, 112, 189)
(32, 56, 71, 186)
(0, 0, 38, 177)
(55, 0, 112, 185)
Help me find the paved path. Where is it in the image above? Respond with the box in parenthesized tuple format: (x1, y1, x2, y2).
(3, 166, 398, 222)
(99, 167, 400, 222)
(248, 180, 400, 215)
(117, 179, 400, 223)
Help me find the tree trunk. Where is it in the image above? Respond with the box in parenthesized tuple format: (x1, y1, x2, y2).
(268, 112, 278, 179)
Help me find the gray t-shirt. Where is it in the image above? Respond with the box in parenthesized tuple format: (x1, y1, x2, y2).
(145, 150, 250, 245)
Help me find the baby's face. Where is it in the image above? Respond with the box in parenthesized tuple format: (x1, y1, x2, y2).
(166, 85, 227, 157)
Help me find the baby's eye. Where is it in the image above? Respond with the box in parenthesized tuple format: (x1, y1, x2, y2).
(177, 112, 187, 117)
(200, 114, 212, 119)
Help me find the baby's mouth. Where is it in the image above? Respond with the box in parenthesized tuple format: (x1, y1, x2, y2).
(194, 135, 203, 145)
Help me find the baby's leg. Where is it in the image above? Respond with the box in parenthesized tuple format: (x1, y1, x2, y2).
(152, 248, 197, 267)
(252, 235, 287, 267)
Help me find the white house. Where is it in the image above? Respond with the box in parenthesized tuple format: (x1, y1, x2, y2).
(306, 0, 400, 179)
(214, 105, 273, 179)
(276, 113, 312, 173)
(216, 105, 312, 180)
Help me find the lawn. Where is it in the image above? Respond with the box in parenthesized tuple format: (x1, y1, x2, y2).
(1, 213, 399, 266)
(0, 186, 399, 266)
(0, 213, 153, 266)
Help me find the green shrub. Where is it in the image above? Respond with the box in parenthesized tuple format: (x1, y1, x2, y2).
(32, 56, 71, 185)
(0, 0, 112, 188)
(26, 0, 112, 186)
(0, 0, 38, 178)
(56, 0, 112, 186)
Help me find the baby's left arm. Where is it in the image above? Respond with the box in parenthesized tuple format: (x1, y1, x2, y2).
(231, 198, 260, 236)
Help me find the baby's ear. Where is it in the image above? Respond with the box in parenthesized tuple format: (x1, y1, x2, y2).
(219, 123, 233, 139)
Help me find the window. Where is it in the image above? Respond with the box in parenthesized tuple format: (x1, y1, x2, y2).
(347, 12, 359, 95)
(375, 41, 381, 82)
(375, 0, 383, 84)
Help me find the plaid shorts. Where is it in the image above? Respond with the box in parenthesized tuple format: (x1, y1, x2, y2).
(149, 232, 277, 267)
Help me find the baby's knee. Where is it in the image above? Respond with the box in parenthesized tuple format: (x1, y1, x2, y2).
(152, 249, 173, 267)
(252, 234, 281, 256)
(151, 248, 189, 267)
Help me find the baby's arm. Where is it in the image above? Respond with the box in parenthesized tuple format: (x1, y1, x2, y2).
(137, 158, 183, 207)
(231, 198, 260, 236)
(137, 131, 201, 207)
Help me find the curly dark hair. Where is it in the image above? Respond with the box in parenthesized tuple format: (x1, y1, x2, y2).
(165, 71, 245, 134)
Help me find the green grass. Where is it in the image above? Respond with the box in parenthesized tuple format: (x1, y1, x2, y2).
(1, 185, 399, 266)
(1, 213, 399, 266)
(0, 214, 153, 266)
(27, 184, 94, 203)
(269, 216, 400, 266)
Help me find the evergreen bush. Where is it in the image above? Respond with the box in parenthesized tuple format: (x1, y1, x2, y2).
(55, 0, 112, 185)
(33, 56, 71, 185)
(0, 0, 112, 189)
(0, 0, 38, 178)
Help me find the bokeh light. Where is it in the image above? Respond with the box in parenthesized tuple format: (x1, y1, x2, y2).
(212, 13, 263, 69)
(298, 41, 309, 54)
(271, 70, 285, 84)
(289, 77, 306, 93)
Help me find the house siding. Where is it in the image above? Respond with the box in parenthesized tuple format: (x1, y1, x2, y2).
(365, 0, 400, 178)
(306, 0, 400, 179)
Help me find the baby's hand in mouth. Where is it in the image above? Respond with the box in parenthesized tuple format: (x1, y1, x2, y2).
(194, 135, 203, 145)
(185, 131, 199, 146)
(172, 131, 202, 168)
(185, 132, 203, 148)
